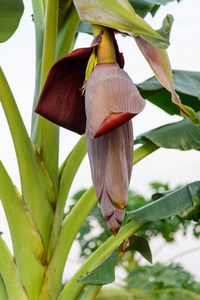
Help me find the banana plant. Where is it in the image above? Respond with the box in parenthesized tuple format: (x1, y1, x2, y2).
(0, 0, 200, 300)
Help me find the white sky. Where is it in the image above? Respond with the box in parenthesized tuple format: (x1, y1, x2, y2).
(1, 0, 200, 283)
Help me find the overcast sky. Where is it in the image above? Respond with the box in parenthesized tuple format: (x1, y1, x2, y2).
(1, 0, 200, 281)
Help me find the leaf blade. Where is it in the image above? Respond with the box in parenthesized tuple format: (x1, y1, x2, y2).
(127, 181, 200, 222)
(0, 0, 24, 42)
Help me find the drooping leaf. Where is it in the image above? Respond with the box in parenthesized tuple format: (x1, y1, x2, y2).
(0, 0, 24, 42)
(135, 111, 200, 150)
(74, 0, 171, 49)
(134, 40, 200, 125)
(126, 235, 152, 263)
(137, 70, 200, 116)
(127, 181, 200, 222)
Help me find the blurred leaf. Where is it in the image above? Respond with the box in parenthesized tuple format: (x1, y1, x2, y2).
(127, 181, 200, 222)
(136, 111, 200, 150)
(137, 70, 200, 116)
(126, 263, 200, 299)
(0, 0, 24, 42)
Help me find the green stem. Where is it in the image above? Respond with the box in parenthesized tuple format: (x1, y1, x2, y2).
(31, 0, 59, 188)
(0, 161, 47, 300)
(31, 0, 44, 128)
(40, 187, 97, 300)
(0, 235, 29, 300)
(58, 220, 147, 300)
(56, 3, 80, 60)
(0, 274, 8, 300)
(92, 25, 116, 64)
(47, 136, 87, 258)
(133, 141, 159, 165)
(80, 285, 102, 300)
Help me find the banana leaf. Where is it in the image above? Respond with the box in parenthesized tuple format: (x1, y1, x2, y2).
(0, 0, 24, 42)
(137, 70, 200, 116)
(135, 111, 200, 150)
(77, 0, 177, 34)
(127, 181, 200, 222)
(129, 0, 175, 18)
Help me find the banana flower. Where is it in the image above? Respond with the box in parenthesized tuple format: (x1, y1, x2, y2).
(36, 1, 199, 234)
(36, 30, 145, 234)
(85, 120, 133, 235)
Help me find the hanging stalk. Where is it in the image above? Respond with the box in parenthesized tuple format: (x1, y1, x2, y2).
(133, 141, 159, 165)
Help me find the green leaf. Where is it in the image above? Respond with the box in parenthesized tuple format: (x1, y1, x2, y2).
(0, 235, 28, 300)
(127, 235, 152, 264)
(0, 161, 47, 298)
(127, 181, 200, 222)
(79, 248, 120, 285)
(74, 0, 171, 48)
(136, 111, 200, 150)
(0, 0, 24, 42)
(137, 70, 200, 116)
(128, 0, 174, 18)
